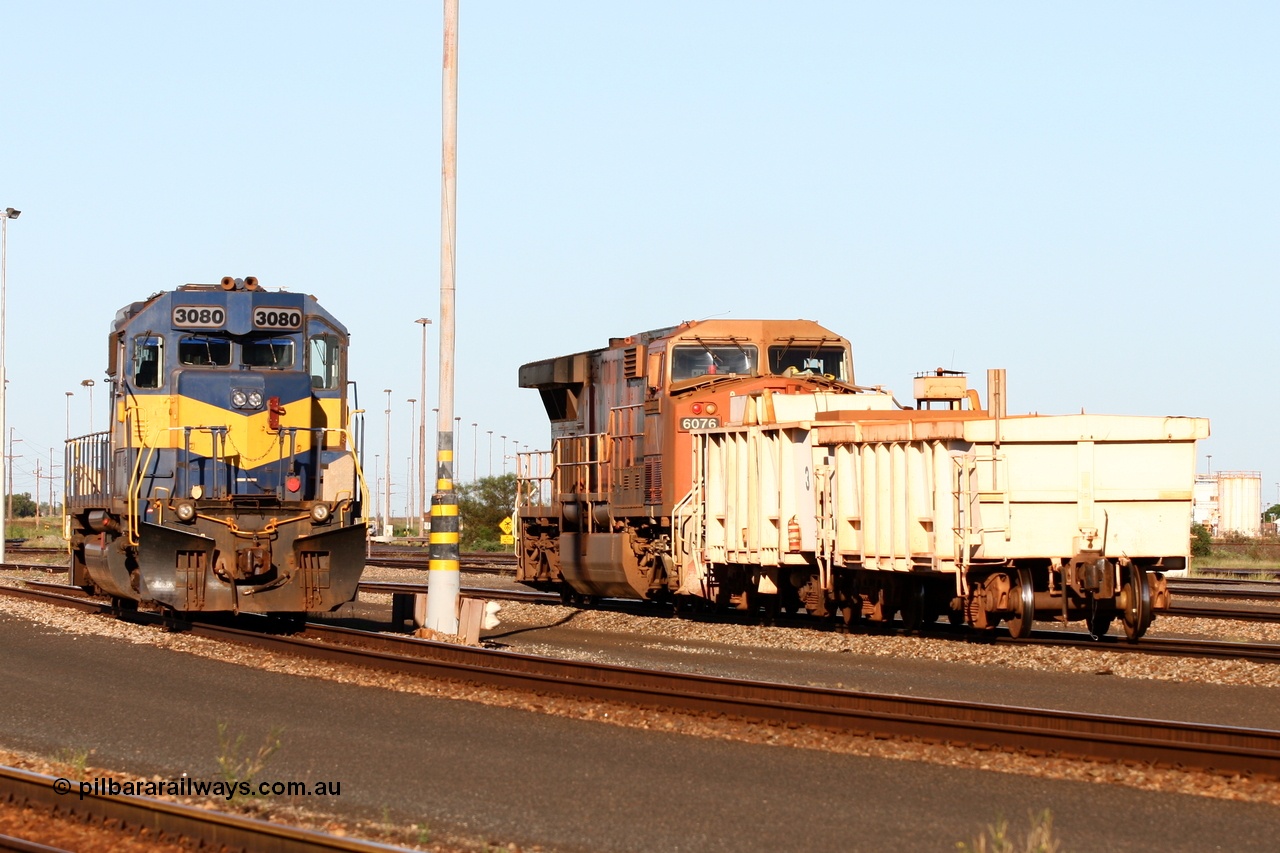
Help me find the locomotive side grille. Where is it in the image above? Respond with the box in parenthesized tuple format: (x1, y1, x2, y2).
(623, 346, 642, 379)
(612, 466, 644, 508)
(644, 457, 662, 505)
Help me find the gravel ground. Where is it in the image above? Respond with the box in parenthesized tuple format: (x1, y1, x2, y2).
(3, 567, 1280, 814)
(349, 567, 1280, 689)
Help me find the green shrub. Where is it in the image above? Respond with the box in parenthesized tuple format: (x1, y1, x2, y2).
(1190, 523, 1212, 557)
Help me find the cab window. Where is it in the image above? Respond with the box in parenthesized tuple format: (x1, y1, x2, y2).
(178, 335, 231, 367)
(671, 345, 757, 381)
(242, 337, 294, 368)
(768, 346, 848, 380)
(307, 333, 342, 390)
(132, 335, 163, 388)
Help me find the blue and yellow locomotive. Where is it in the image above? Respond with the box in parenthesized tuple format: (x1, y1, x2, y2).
(65, 276, 367, 615)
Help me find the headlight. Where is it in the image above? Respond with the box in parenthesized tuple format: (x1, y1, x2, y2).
(175, 501, 197, 522)
(247, 391, 264, 408)
(231, 390, 248, 408)
(310, 503, 331, 523)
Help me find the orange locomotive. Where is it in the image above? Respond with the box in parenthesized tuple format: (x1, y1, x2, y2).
(516, 318, 868, 606)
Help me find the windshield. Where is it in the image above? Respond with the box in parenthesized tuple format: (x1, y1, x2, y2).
(178, 335, 232, 366)
(671, 344, 758, 382)
(768, 345, 848, 380)
(241, 337, 295, 368)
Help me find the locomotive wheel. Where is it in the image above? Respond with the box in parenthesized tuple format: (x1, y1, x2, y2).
(1005, 567, 1035, 639)
(1121, 567, 1153, 642)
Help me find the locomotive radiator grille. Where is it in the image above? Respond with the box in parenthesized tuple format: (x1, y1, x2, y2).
(644, 457, 662, 505)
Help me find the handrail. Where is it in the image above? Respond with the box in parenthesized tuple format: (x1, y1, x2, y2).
(122, 425, 370, 543)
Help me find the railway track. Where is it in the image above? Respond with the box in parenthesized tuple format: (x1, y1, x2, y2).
(0, 764, 408, 853)
(3, 582, 1280, 780)
(1169, 578, 1280, 603)
(355, 579, 1280, 655)
(368, 549, 516, 575)
(16, 574, 1280, 660)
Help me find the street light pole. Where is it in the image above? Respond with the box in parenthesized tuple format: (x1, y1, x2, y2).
(65, 392, 73, 440)
(415, 317, 431, 537)
(1, 207, 20, 563)
(383, 389, 392, 536)
(454, 415, 462, 482)
(500, 435, 506, 475)
(406, 398, 417, 529)
(81, 379, 96, 434)
(7, 430, 21, 524)
(487, 430, 493, 477)
(471, 422, 478, 481)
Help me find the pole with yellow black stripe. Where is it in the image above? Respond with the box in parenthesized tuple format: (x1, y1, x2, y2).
(426, 0, 460, 634)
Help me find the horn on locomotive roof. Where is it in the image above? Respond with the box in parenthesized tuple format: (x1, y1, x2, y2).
(244, 276, 260, 291)
(220, 276, 236, 291)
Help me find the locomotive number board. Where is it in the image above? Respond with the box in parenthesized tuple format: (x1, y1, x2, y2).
(680, 417, 720, 430)
(172, 306, 227, 328)
(253, 308, 304, 330)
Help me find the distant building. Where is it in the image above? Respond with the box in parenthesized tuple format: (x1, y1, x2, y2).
(1194, 471, 1262, 536)
(1217, 472, 1262, 536)
(1192, 475, 1217, 529)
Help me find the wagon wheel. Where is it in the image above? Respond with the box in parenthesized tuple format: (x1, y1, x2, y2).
(1005, 567, 1035, 639)
(1086, 603, 1114, 640)
(1121, 566, 1153, 642)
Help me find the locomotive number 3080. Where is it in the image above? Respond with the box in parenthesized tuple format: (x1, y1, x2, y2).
(253, 308, 303, 330)
(172, 306, 226, 327)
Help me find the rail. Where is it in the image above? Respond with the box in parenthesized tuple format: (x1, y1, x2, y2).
(86, 425, 369, 545)
(6, 581, 1278, 779)
(63, 432, 110, 504)
(515, 450, 553, 509)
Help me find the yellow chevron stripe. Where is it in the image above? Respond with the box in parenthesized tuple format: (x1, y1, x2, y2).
(438, 450, 453, 462)
(430, 504, 459, 516)
(119, 394, 346, 460)
(428, 561, 460, 571)
(429, 532, 460, 544)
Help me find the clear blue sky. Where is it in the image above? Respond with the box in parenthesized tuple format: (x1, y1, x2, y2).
(2, 2, 1277, 510)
